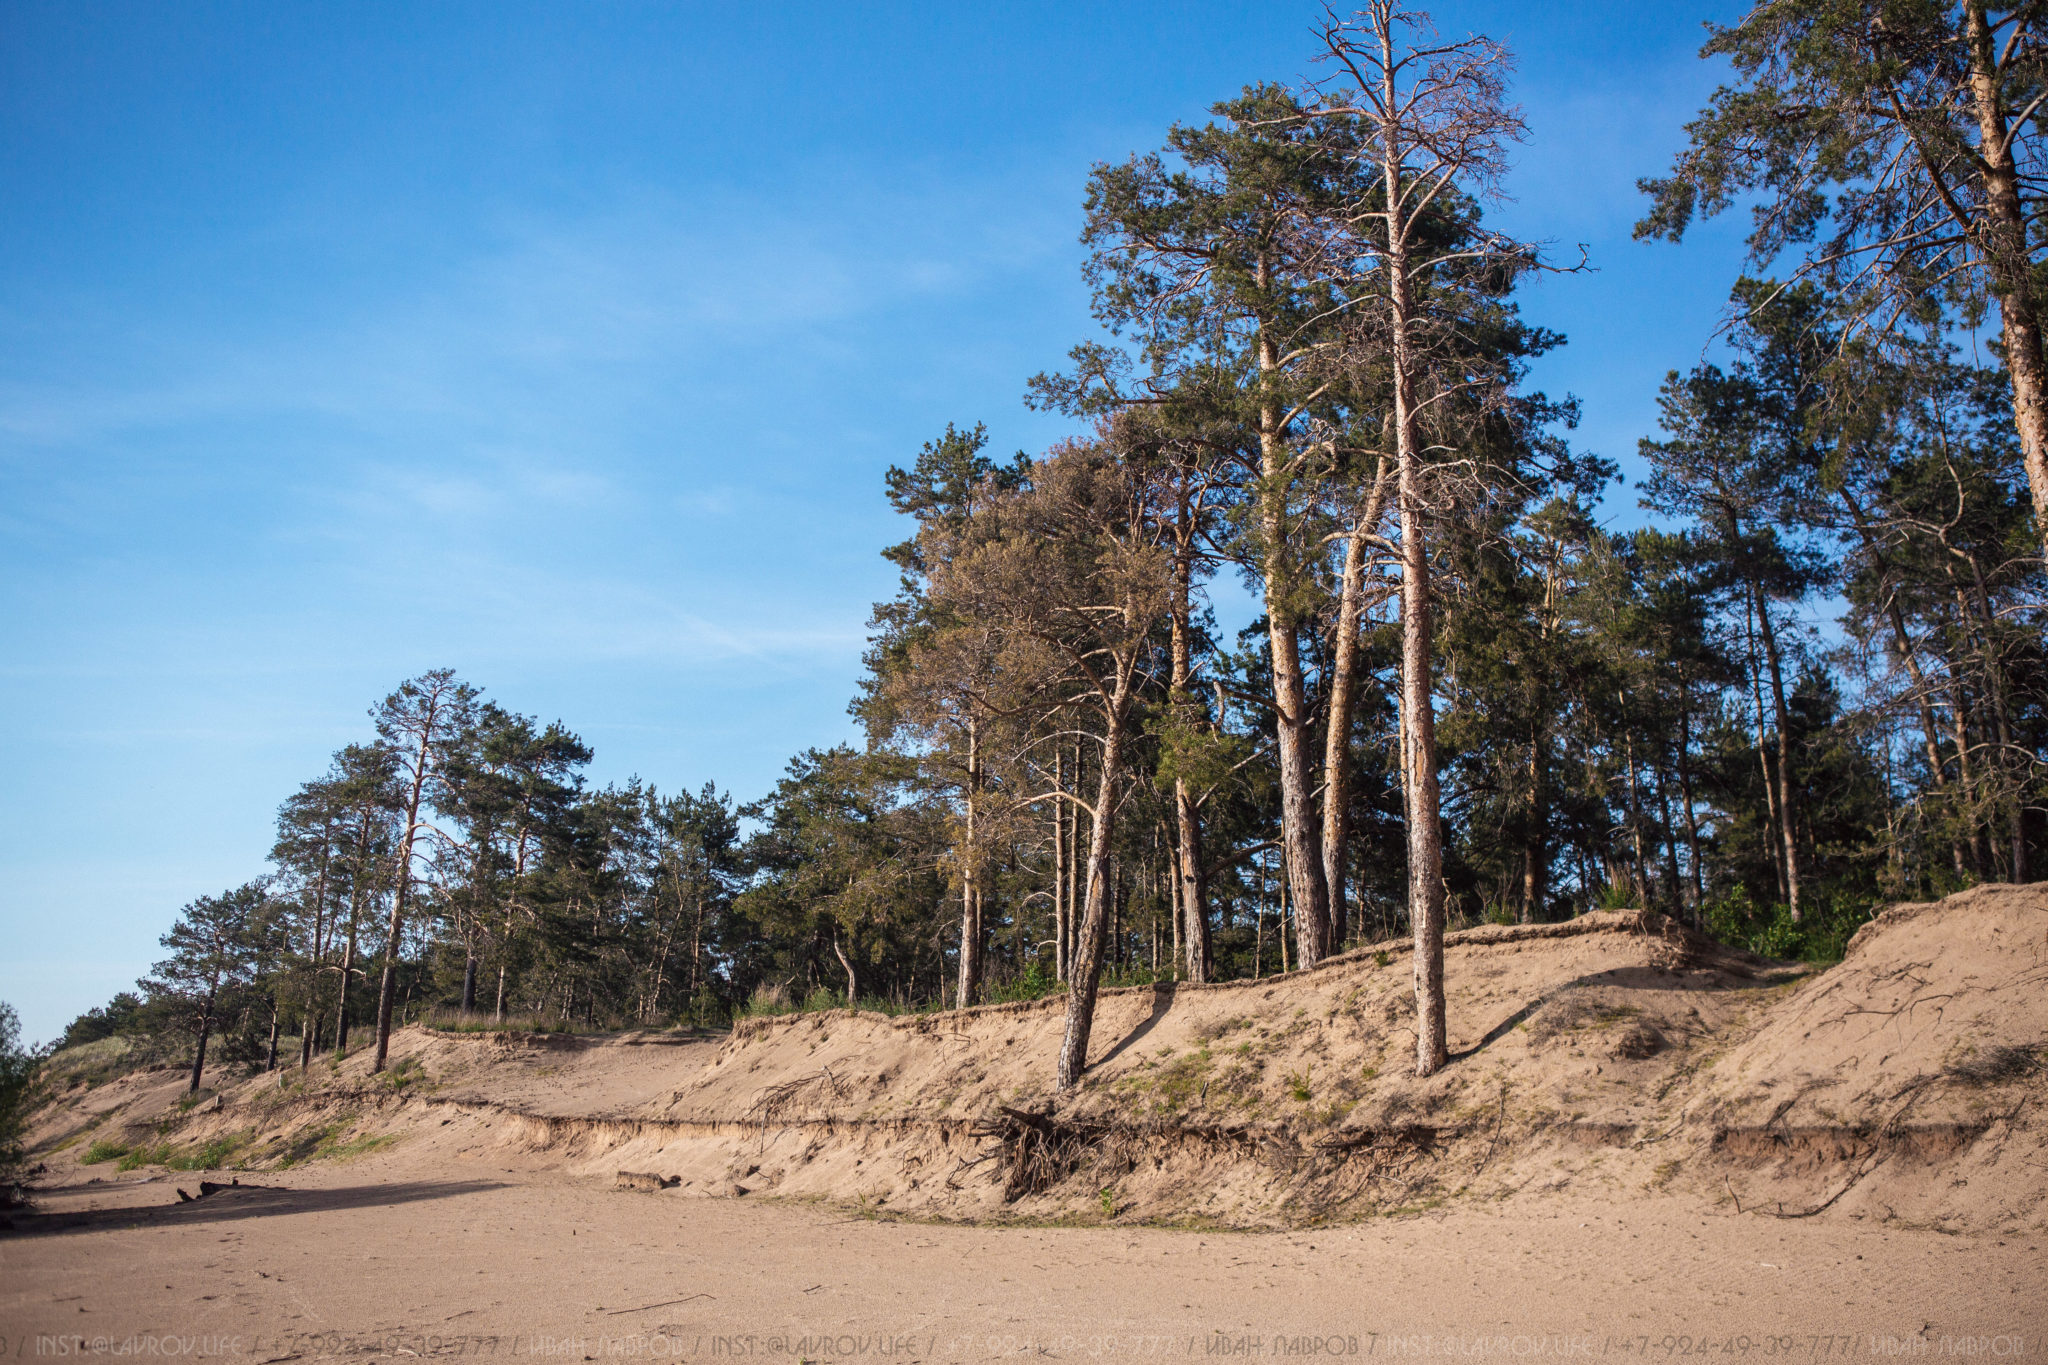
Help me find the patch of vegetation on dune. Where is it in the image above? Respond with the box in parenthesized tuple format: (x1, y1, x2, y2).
(82, 1131, 251, 1172)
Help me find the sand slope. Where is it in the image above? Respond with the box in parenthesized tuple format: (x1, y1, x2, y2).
(1685, 883, 2048, 1229)
(22, 889, 2048, 1234)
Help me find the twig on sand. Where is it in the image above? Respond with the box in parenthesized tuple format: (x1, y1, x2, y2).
(604, 1294, 710, 1316)
(1472, 1080, 1509, 1175)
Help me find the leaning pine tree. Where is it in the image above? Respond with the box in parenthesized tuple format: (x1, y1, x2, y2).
(914, 438, 1172, 1090)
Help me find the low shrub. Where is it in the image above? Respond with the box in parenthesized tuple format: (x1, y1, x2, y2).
(1703, 885, 1878, 963)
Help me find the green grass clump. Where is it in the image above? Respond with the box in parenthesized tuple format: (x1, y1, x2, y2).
(1286, 1065, 1314, 1104)
(1116, 1046, 1215, 1117)
(100, 1132, 249, 1172)
(379, 1056, 428, 1091)
(324, 1132, 397, 1160)
(421, 1009, 596, 1035)
(81, 1139, 132, 1165)
(268, 1119, 396, 1167)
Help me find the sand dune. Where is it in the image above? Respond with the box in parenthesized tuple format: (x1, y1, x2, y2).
(7, 888, 2045, 1352)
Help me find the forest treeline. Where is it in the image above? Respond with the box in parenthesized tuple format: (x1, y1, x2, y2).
(56, 4, 2048, 1092)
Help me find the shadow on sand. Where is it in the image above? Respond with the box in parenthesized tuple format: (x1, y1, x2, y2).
(1091, 982, 1178, 1070)
(4, 1180, 510, 1238)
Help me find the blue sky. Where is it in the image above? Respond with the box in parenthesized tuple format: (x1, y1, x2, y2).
(0, 1, 1753, 1043)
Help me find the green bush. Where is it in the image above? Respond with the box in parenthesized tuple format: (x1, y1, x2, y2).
(1703, 885, 1876, 963)
(0, 1004, 44, 1194)
(986, 959, 1062, 1004)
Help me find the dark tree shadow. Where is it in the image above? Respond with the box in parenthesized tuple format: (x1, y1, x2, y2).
(4, 1181, 509, 1239)
(1446, 962, 1803, 1064)
(1090, 982, 1178, 1070)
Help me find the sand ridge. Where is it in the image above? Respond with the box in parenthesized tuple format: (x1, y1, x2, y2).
(20, 889, 2045, 1236)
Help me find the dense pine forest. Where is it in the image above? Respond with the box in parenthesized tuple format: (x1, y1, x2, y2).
(57, 5, 2048, 1092)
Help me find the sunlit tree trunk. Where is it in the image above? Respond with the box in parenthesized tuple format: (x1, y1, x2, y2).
(1964, 0, 2048, 566)
(1169, 520, 1212, 981)
(1321, 523, 1372, 951)
(1253, 261, 1333, 967)
(955, 720, 984, 1007)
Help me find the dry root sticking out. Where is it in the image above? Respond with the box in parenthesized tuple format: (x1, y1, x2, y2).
(967, 1107, 1116, 1202)
(747, 1068, 849, 1131)
(966, 1105, 1455, 1214)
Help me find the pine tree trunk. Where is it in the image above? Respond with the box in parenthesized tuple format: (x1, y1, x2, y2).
(1053, 747, 1068, 983)
(1321, 525, 1371, 952)
(189, 993, 214, 1094)
(1890, 597, 1969, 879)
(372, 890, 406, 1069)
(1959, 556, 2028, 881)
(1840, 490, 1968, 877)
(1753, 587, 1802, 919)
(1400, 453, 1446, 1075)
(1385, 206, 1448, 1075)
(1254, 286, 1331, 967)
(1168, 531, 1212, 981)
(1657, 770, 1682, 906)
(1067, 745, 1084, 976)
(335, 901, 358, 1052)
(834, 937, 858, 1010)
(1057, 719, 1128, 1091)
(1948, 670, 1987, 874)
(1521, 723, 1544, 923)
(1169, 840, 1183, 976)
(374, 725, 437, 1071)
(1174, 782, 1208, 980)
(1269, 607, 1331, 968)
(1743, 590, 1790, 902)
(1678, 709, 1705, 913)
(1254, 849, 1267, 979)
(956, 722, 983, 1007)
(1965, 0, 2048, 567)
(1624, 718, 1648, 905)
